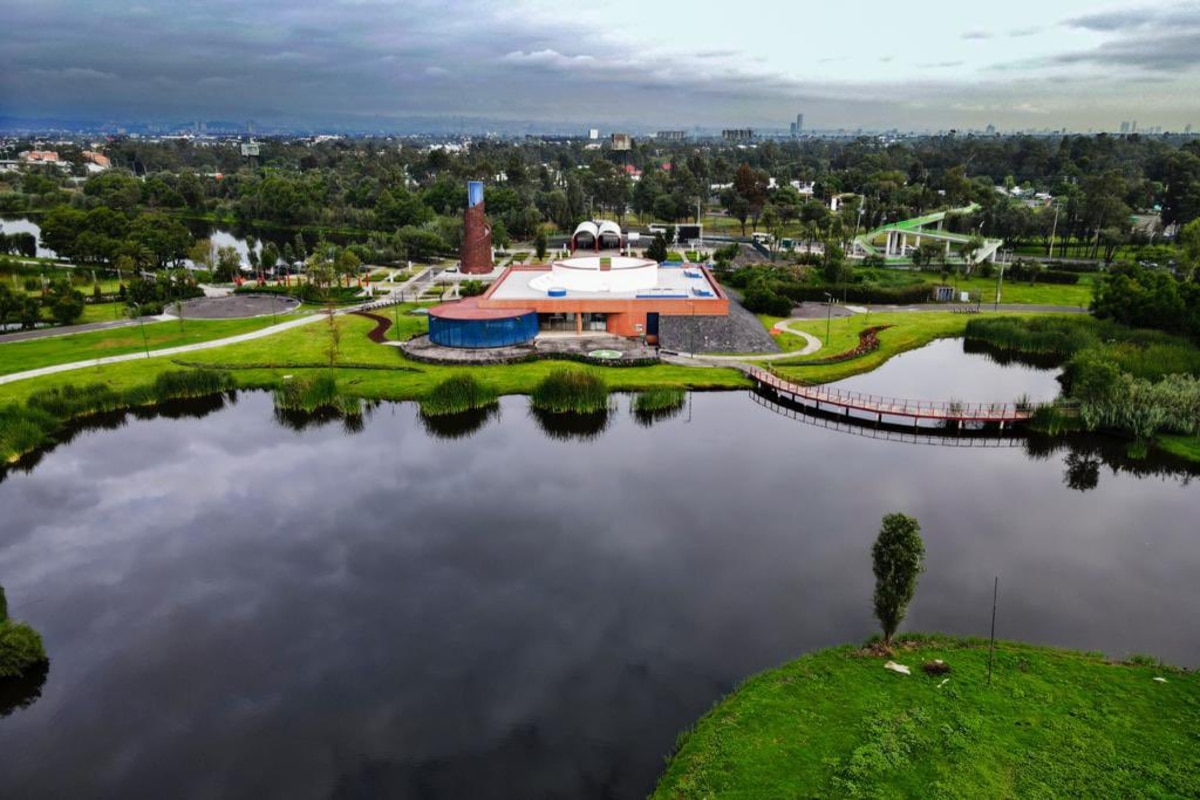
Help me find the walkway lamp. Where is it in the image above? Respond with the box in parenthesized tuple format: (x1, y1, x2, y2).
(823, 292, 834, 346)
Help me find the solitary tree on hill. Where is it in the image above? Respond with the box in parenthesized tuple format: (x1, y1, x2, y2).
(872, 513, 926, 646)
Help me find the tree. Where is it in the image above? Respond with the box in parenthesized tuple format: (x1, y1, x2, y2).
(871, 513, 925, 646)
(535, 231, 548, 262)
(214, 246, 241, 282)
(1178, 218, 1200, 283)
(645, 232, 668, 263)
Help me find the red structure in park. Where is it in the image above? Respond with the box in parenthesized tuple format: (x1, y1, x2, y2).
(460, 180, 493, 274)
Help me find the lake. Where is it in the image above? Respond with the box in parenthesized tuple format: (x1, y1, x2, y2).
(0, 345, 1197, 799)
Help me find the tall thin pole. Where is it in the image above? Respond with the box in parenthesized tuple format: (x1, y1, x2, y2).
(825, 295, 832, 346)
(987, 576, 999, 686)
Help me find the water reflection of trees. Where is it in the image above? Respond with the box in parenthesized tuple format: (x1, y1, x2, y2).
(530, 407, 611, 442)
(419, 405, 499, 440)
(1024, 433, 1199, 491)
(0, 661, 48, 719)
(0, 394, 235, 486)
(961, 339, 1066, 371)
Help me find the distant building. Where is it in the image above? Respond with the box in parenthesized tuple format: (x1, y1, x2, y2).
(1119, 121, 1131, 134)
(610, 133, 632, 151)
(655, 130, 686, 140)
(240, 142, 260, 157)
(721, 128, 754, 142)
(20, 150, 60, 163)
(588, 128, 599, 140)
(1187, 124, 1194, 135)
(795, 113, 803, 135)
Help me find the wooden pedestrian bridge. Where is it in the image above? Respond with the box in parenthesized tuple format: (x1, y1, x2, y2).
(745, 366, 1034, 430)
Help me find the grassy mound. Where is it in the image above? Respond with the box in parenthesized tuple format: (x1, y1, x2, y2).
(654, 635, 1200, 799)
(530, 368, 608, 414)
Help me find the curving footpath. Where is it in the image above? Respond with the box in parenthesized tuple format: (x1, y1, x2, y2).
(0, 312, 326, 386)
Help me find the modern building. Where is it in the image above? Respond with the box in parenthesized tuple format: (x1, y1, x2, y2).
(429, 217, 728, 347)
(460, 180, 493, 275)
(721, 128, 754, 142)
(656, 130, 687, 140)
(789, 114, 803, 136)
(610, 133, 632, 151)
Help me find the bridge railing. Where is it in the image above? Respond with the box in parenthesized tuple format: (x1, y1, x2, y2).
(747, 366, 1030, 420)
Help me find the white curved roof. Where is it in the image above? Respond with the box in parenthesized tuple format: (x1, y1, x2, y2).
(597, 220, 622, 237)
(572, 221, 600, 238)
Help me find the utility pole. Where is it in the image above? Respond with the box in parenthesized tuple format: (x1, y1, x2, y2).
(987, 576, 999, 687)
(824, 292, 833, 345)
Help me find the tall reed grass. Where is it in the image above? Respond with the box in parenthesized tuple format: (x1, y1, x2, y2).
(530, 369, 609, 414)
(419, 375, 498, 417)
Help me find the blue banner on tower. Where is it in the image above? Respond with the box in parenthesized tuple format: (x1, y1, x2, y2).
(468, 181, 484, 207)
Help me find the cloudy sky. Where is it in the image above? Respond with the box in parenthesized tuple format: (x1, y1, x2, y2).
(2, 0, 1199, 132)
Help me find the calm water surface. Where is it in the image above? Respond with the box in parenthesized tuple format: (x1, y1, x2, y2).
(0, 345, 1197, 799)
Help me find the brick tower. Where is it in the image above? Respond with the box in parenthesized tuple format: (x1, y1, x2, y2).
(460, 180, 493, 274)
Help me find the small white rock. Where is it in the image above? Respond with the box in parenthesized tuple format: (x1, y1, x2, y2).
(1153, 677, 1168, 683)
(937, 678, 950, 689)
(884, 661, 911, 675)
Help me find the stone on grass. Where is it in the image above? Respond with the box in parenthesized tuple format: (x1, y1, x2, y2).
(884, 661, 911, 675)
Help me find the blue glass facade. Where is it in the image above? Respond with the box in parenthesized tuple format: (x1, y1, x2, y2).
(428, 312, 539, 348)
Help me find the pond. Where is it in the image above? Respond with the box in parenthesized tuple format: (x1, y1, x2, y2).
(0, 347, 1197, 799)
(0, 216, 320, 268)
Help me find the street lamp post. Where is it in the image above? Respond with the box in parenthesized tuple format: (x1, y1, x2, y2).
(688, 301, 696, 356)
(994, 250, 1008, 311)
(823, 292, 833, 346)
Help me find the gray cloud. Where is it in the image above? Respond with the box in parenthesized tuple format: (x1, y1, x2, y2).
(962, 31, 993, 40)
(0, 0, 1197, 131)
(1065, 9, 1156, 31)
(1051, 6, 1200, 72)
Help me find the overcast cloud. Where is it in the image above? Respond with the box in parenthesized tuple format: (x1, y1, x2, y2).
(1, 0, 1198, 131)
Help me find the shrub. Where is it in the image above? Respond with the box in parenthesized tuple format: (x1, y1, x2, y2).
(530, 369, 608, 413)
(743, 284, 793, 316)
(0, 620, 47, 679)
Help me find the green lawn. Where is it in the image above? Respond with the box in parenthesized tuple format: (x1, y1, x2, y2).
(0, 312, 750, 412)
(654, 635, 1200, 799)
(761, 311, 1035, 385)
(0, 315, 285, 376)
(946, 274, 1094, 307)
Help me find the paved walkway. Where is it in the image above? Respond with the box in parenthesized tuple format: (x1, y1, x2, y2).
(0, 316, 165, 344)
(0, 312, 326, 386)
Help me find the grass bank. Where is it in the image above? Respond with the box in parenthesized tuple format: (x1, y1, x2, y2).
(0, 313, 748, 462)
(762, 311, 1061, 385)
(655, 635, 1200, 799)
(0, 315, 287, 376)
